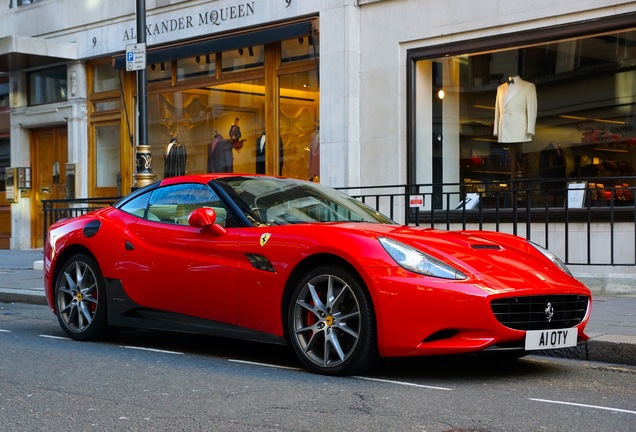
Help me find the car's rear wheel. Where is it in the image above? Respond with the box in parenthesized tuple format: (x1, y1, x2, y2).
(55, 253, 109, 341)
(288, 265, 378, 375)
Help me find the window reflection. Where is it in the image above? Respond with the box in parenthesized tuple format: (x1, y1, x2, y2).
(416, 28, 636, 208)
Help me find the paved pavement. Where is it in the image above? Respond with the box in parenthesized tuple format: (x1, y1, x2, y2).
(1, 249, 635, 366)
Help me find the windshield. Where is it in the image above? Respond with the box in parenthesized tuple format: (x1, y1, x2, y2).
(214, 176, 395, 226)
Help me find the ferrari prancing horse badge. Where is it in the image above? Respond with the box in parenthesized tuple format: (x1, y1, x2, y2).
(260, 233, 271, 247)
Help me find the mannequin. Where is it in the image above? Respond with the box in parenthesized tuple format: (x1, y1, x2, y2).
(255, 131, 285, 175)
(493, 75, 537, 143)
(164, 137, 186, 178)
(207, 133, 233, 173)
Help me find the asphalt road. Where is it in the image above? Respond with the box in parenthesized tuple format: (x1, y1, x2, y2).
(1, 302, 635, 432)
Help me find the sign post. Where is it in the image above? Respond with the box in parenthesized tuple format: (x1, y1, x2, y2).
(131, 0, 154, 190)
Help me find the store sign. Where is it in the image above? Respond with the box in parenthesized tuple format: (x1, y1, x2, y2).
(122, 2, 257, 42)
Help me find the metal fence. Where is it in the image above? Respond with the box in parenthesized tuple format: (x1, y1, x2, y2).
(42, 196, 121, 237)
(337, 177, 636, 266)
(42, 177, 636, 266)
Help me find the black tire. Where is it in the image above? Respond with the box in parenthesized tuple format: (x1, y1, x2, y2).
(287, 265, 378, 376)
(54, 253, 110, 341)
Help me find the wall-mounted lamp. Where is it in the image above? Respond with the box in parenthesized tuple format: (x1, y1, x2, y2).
(437, 89, 445, 100)
(238, 48, 244, 55)
(298, 37, 304, 45)
(151, 64, 156, 71)
(195, 56, 201, 63)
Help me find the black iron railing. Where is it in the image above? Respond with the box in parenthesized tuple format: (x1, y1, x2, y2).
(337, 177, 636, 266)
(42, 197, 121, 237)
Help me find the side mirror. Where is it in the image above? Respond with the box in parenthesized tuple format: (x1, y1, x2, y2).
(188, 207, 226, 236)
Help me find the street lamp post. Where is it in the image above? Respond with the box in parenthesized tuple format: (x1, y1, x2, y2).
(133, 0, 154, 189)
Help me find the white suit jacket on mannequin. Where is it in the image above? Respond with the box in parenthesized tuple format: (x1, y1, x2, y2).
(493, 76, 537, 143)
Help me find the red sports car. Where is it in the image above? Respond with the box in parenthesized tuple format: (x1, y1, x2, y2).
(43, 174, 591, 375)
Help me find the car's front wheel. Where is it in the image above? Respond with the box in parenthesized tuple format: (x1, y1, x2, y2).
(54, 253, 109, 341)
(288, 265, 378, 375)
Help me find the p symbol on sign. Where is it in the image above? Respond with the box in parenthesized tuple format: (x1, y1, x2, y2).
(127, 52, 134, 62)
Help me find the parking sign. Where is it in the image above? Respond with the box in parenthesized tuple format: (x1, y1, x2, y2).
(125, 43, 147, 71)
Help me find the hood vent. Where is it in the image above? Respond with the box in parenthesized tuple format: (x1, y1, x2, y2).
(471, 244, 502, 250)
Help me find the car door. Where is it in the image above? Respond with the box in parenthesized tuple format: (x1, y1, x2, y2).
(117, 183, 241, 324)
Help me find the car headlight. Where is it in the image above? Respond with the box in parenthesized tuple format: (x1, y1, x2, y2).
(379, 237, 466, 280)
(528, 241, 572, 277)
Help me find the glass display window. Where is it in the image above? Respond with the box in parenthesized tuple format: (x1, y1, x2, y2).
(413, 28, 636, 209)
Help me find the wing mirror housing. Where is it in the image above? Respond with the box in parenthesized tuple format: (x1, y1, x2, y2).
(188, 207, 227, 236)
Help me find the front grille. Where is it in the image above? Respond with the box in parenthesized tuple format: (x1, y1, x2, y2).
(490, 295, 589, 331)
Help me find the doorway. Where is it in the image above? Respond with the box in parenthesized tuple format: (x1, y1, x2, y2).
(31, 127, 67, 248)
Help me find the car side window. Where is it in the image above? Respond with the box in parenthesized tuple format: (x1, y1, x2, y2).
(118, 193, 152, 219)
(147, 183, 232, 227)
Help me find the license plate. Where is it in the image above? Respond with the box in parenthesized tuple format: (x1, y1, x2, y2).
(524, 329, 577, 350)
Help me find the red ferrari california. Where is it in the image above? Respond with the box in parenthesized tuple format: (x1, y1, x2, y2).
(44, 174, 591, 375)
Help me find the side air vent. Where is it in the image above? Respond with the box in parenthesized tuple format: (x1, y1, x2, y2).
(245, 253, 275, 272)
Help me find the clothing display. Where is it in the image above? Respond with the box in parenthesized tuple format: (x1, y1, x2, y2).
(228, 119, 245, 150)
(207, 134, 233, 173)
(255, 132, 285, 175)
(164, 138, 187, 178)
(493, 76, 537, 143)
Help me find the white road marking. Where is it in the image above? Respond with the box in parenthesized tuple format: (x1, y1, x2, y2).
(355, 376, 452, 391)
(228, 359, 300, 370)
(39, 334, 70, 340)
(227, 360, 453, 391)
(121, 345, 184, 355)
(0, 329, 11, 333)
(530, 398, 636, 415)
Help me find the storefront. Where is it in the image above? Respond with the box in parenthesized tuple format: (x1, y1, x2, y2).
(0, 0, 338, 249)
(407, 15, 636, 211)
(91, 19, 320, 198)
(1, 0, 635, 290)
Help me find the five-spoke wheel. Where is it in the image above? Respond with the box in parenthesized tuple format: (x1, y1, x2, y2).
(288, 265, 377, 375)
(55, 254, 109, 341)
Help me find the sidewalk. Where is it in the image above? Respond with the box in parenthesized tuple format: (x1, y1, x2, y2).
(1, 249, 635, 366)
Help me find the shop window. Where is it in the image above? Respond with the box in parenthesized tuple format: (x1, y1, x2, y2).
(95, 124, 121, 190)
(148, 62, 172, 84)
(413, 28, 636, 209)
(281, 35, 318, 63)
(93, 64, 120, 93)
(93, 100, 121, 113)
(147, 78, 266, 179)
(177, 55, 216, 81)
(221, 45, 264, 74)
(279, 70, 320, 181)
(27, 66, 67, 106)
(124, 24, 320, 182)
